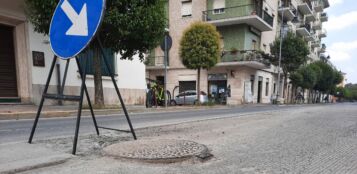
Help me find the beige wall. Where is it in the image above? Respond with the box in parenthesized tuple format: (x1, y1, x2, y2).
(147, 0, 283, 105)
(0, 1, 32, 103)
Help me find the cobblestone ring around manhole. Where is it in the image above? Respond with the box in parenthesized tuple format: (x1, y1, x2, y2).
(103, 139, 210, 163)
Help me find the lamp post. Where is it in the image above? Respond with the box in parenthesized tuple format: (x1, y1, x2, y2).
(276, 4, 285, 104)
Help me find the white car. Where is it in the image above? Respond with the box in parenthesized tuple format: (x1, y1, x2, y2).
(171, 90, 208, 105)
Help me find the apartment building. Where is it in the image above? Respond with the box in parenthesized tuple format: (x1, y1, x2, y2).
(0, 1, 146, 105)
(146, 0, 329, 105)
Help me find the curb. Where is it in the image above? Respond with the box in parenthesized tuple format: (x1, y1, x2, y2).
(0, 154, 72, 174)
(0, 105, 230, 121)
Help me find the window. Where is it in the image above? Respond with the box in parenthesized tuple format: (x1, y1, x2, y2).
(78, 48, 116, 76)
(179, 81, 196, 93)
(181, 1, 192, 17)
(213, 0, 225, 14)
(273, 83, 276, 94)
(252, 40, 257, 50)
(250, 75, 255, 95)
(213, 8, 225, 14)
(265, 78, 269, 96)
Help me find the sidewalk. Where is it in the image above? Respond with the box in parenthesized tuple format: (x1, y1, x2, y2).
(0, 142, 73, 174)
(0, 104, 232, 120)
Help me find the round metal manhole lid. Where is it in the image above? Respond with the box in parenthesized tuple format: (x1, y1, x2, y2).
(103, 139, 210, 162)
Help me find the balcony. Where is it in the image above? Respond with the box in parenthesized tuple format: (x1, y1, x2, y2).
(314, 2, 324, 12)
(314, 0, 330, 12)
(312, 21, 322, 30)
(305, 13, 316, 22)
(320, 12, 328, 22)
(278, 2, 296, 21)
(318, 28, 327, 38)
(145, 56, 166, 69)
(305, 34, 316, 41)
(311, 41, 321, 48)
(202, 4, 274, 32)
(298, 1, 313, 15)
(296, 23, 311, 36)
(217, 50, 270, 69)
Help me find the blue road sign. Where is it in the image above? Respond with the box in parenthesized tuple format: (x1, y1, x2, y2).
(50, 0, 105, 59)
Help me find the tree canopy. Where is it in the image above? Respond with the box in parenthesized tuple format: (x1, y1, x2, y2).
(25, 0, 167, 60)
(270, 32, 309, 75)
(179, 22, 221, 70)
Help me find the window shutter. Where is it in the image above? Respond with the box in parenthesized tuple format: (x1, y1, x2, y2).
(181, 1, 192, 16)
(213, 0, 225, 9)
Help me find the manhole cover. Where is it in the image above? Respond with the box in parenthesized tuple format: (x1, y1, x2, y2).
(103, 139, 210, 162)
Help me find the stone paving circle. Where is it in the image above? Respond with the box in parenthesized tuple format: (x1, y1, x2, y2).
(103, 139, 210, 162)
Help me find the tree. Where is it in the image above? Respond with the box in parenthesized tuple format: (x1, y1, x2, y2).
(311, 61, 335, 93)
(270, 32, 309, 98)
(179, 22, 221, 104)
(25, 0, 166, 107)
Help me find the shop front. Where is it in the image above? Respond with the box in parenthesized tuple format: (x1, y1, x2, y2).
(208, 73, 228, 104)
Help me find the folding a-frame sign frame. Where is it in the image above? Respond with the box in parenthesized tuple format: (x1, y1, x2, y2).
(28, 0, 136, 155)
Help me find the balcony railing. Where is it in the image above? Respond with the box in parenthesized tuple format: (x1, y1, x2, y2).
(202, 4, 274, 27)
(298, 0, 313, 15)
(220, 50, 270, 66)
(145, 56, 165, 67)
(296, 22, 311, 36)
(320, 12, 328, 22)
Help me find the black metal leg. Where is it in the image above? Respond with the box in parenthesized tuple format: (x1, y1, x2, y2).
(61, 59, 70, 94)
(29, 56, 58, 143)
(96, 36, 137, 140)
(72, 57, 87, 155)
(75, 57, 99, 135)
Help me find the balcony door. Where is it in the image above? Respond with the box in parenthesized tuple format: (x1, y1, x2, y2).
(254, 0, 263, 17)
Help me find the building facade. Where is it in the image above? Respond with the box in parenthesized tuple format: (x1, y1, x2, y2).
(0, 0, 146, 105)
(146, 0, 329, 105)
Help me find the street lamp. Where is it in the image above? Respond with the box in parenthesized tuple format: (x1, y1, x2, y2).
(276, 1, 299, 104)
(276, 4, 285, 104)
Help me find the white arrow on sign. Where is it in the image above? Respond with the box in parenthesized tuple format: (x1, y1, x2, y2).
(61, 0, 88, 36)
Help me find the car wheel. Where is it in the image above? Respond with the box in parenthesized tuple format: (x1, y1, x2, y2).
(170, 100, 177, 106)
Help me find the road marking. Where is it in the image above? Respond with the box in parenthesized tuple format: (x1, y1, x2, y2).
(61, 0, 88, 36)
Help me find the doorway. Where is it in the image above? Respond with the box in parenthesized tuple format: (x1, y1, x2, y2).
(0, 24, 18, 98)
(257, 77, 263, 103)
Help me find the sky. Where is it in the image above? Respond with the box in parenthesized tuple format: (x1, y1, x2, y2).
(324, 0, 357, 84)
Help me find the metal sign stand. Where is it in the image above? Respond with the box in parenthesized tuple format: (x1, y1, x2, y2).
(28, 37, 137, 154)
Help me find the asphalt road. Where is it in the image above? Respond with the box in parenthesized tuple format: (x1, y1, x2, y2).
(0, 104, 303, 144)
(20, 102, 357, 174)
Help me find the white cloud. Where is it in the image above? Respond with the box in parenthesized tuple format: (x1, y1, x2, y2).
(329, 0, 344, 6)
(327, 40, 357, 62)
(325, 11, 357, 31)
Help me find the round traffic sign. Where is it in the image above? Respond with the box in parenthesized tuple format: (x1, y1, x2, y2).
(160, 34, 172, 51)
(49, 0, 105, 59)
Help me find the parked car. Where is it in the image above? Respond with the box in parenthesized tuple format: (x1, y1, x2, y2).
(171, 90, 208, 105)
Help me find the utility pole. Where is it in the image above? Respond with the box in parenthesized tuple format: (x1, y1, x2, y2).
(164, 33, 168, 108)
(276, 3, 285, 104)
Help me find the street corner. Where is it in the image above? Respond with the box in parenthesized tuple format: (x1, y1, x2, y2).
(0, 142, 73, 174)
(103, 139, 212, 163)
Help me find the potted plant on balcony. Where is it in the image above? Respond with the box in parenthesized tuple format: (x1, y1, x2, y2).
(230, 47, 238, 55)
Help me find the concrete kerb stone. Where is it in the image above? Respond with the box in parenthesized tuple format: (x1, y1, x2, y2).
(103, 139, 212, 163)
(0, 105, 230, 121)
(0, 143, 73, 174)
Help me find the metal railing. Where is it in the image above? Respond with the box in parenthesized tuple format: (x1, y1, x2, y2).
(221, 50, 270, 66)
(302, 0, 313, 11)
(202, 4, 274, 27)
(298, 22, 311, 33)
(145, 56, 165, 66)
